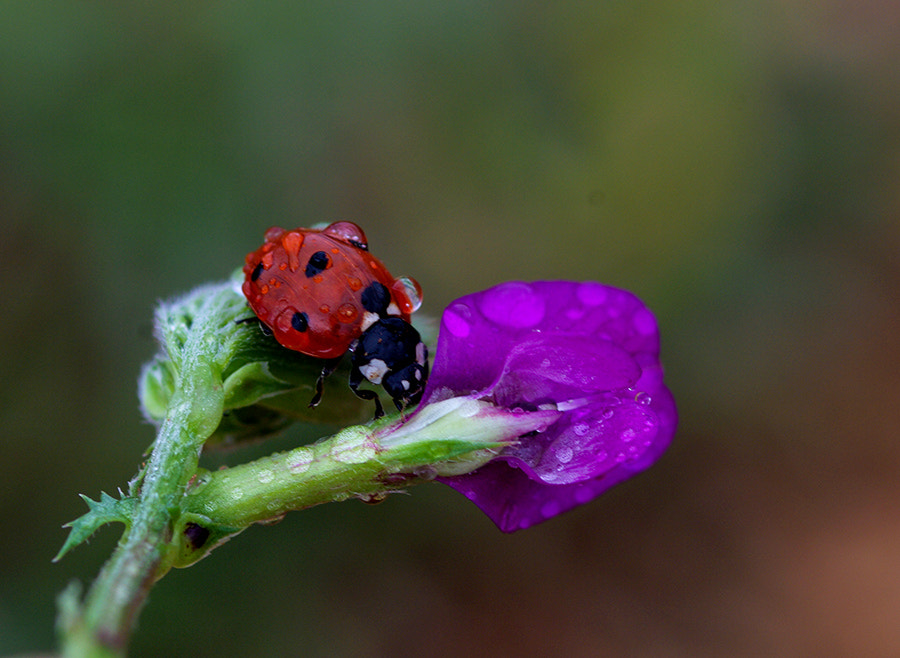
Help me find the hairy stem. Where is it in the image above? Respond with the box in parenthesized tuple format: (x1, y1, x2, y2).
(59, 286, 237, 657)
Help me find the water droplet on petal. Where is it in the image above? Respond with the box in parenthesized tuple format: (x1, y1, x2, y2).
(620, 428, 636, 443)
(479, 282, 545, 328)
(635, 392, 653, 405)
(573, 423, 589, 436)
(541, 500, 561, 518)
(556, 446, 574, 463)
(444, 303, 472, 337)
(574, 486, 594, 504)
(577, 281, 608, 306)
(632, 308, 657, 335)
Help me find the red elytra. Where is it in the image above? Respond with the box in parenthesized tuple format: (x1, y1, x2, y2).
(241, 221, 423, 359)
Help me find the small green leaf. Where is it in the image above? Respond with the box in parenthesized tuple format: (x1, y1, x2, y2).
(54, 492, 137, 563)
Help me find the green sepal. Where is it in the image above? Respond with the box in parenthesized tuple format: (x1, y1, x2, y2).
(138, 358, 176, 422)
(54, 492, 137, 562)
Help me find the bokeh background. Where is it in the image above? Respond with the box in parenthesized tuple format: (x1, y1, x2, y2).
(2, 2, 899, 656)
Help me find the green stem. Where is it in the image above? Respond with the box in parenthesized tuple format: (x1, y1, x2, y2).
(172, 397, 559, 568)
(181, 421, 489, 528)
(59, 287, 238, 657)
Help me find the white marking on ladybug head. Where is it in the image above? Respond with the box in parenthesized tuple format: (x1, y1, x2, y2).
(361, 311, 379, 331)
(359, 358, 388, 384)
(401, 379, 410, 391)
(386, 302, 401, 317)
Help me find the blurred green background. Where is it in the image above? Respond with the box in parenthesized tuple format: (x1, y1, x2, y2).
(2, 2, 899, 656)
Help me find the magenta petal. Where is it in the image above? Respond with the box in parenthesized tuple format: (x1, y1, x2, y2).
(492, 336, 641, 407)
(442, 386, 675, 531)
(426, 281, 676, 532)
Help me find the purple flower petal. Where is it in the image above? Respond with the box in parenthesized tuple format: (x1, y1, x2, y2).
(426, 281, 677, 532)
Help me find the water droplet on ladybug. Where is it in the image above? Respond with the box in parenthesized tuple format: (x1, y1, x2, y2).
(335, 303, 358, 324)
(393, 277, 423, 314)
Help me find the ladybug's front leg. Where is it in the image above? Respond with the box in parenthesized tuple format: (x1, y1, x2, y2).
(348, 367, 385, 420)
(308, 356, 344, 409)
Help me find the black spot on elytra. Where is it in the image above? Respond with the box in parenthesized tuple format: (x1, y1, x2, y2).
(250, 261, 264, 281)
(360, 281, 391, 315)
(184, 523, 210, 550)
(305, 251, 330, 278)
(291, 311, 309, 332)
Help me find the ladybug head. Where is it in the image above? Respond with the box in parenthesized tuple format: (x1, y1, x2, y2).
(349, 316, 429, 417)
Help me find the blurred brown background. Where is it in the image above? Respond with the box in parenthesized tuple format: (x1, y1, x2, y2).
(2, 2, 899, 656)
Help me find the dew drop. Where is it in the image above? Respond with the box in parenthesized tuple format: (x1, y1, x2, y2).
(444, 304, 472, 337)
(577, 281, 608, 306)
(257, 469, 274, 484)
(479, 282, 545, 328)
(541, 500, 561, 518)
(393, 277, 423, 313)
(413, 465, 437, 481)
(335, 303, 358, 324)
(574, 486, 594, 504)
(331, 435, 376, 464)
(635, 392, 653, 406)
(632, 308, 657, 335)
(573, 423, 590, 436)
(620, 428, 636, 443)
(289, 454, 312, 475)
(601, 409, 615, 420)
(556, 446, 574, 463)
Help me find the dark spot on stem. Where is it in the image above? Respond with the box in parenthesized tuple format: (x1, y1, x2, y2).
(184, 523, 210, 550)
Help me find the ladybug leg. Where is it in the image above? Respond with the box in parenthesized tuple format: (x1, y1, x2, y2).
(308, 356, 343, 409)
(233, 316, 274, 337)
(383, 362, 427, 413)
(348, 367, 385, 419)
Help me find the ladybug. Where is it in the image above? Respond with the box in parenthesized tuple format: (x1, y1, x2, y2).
(241, 221, 428, 418)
